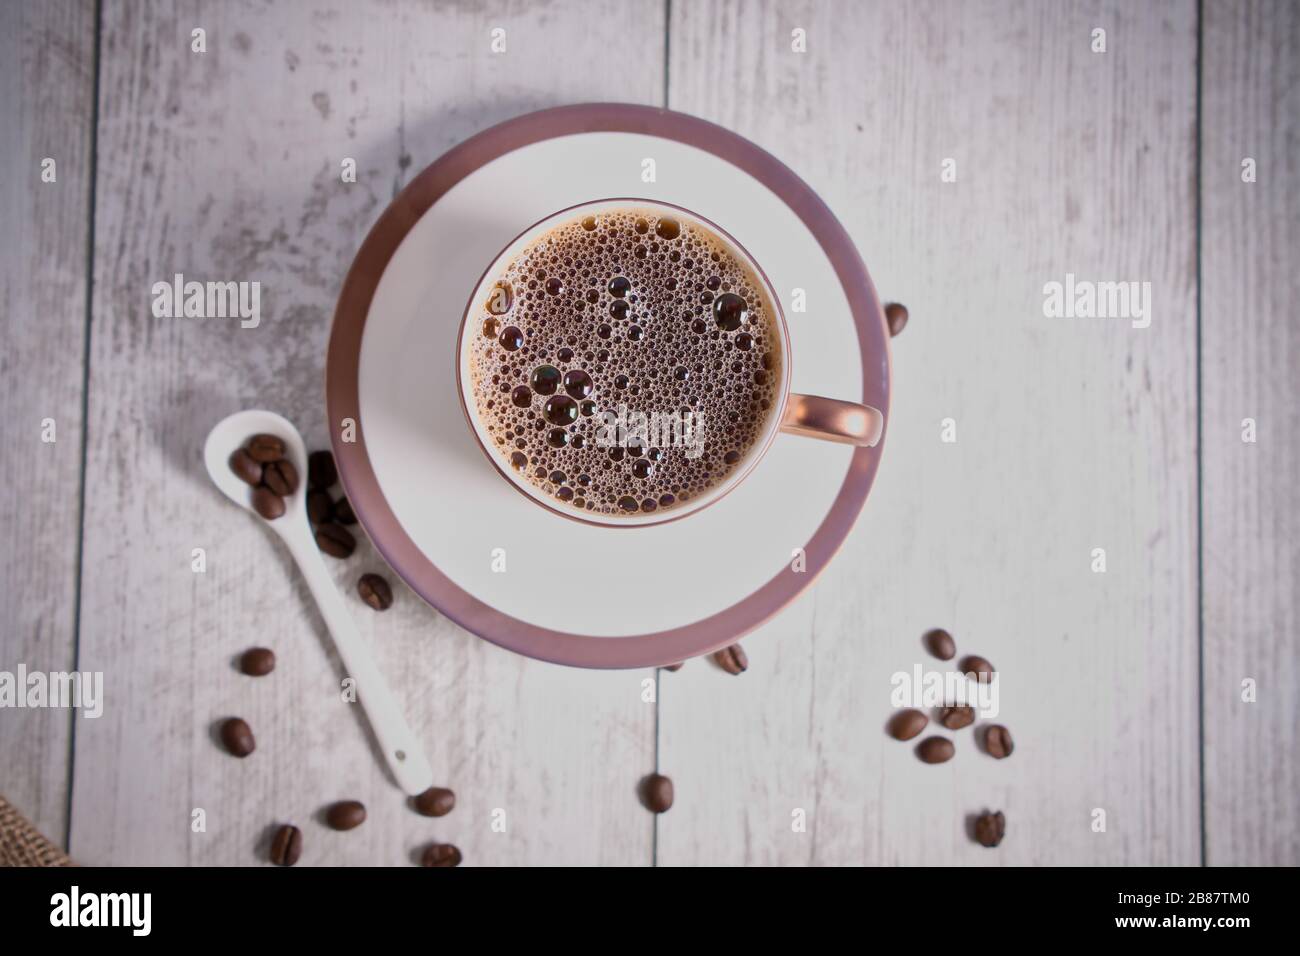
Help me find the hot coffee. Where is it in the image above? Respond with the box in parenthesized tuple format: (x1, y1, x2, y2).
(465, 206, 783, 518)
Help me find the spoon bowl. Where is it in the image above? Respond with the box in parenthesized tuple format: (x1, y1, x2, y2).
(203, 409, 308, 535)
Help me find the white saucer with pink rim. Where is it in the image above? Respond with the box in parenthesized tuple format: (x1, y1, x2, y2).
(326, 104, 891, 669)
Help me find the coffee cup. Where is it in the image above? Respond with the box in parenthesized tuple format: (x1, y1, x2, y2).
(457, 198, 883, 527)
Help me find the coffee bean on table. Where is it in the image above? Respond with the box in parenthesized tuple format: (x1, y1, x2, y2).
(239, 647, 275, 676)
(332, 496, 357, 526)
(315, 523, 356, 558)
(229, 448, 263, 487)
(325, 800, 367, 831)
(270, 824, 302, 866)
(357, 573, 393, 611)
(307, 490, 333, 525)
(923, 627, 956, 661)
(640, 773, 674, 813)
(251, 486, 285, 521)
(984, 724, 1014, 759)
(885, 302, 909, 337)
(888, 708, 929, 741)
(220, 717, 255, 757)
(412, 787, 456, 818)
(961, 655, 995, 682)
(421, 843, 462, 867)
(974, 810, 1006, 847)
(262, 458, 299, 496)
(915, 736, 955, 764)
(247, 433, 285, 463)
(712, 643, 747, 675)
(940, 705, 975, 730)
(308, 450, 338, 490)
(662, 662, 683, 672)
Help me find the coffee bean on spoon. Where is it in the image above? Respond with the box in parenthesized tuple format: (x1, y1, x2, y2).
(262, 458, 299, 496)
(315, 523, 356, 558)
(421, 843, 462, 867)
(939, 705, 975, 730)
(923, 628, 956, 661)
(229, 448, 263, 487)
(412, 787, 456, 817)
(251, 486, 285, 521)
(270, 824, 302, 866)
(220, 717, 255, 757)
(325, 800, 367, 831)
(307, 490, 333, 525)
(974, 810, 1006, 847)
(247, 433, 285, 463)
(983, 724, 1014, 759)
(308, 450, 338, 490)
(239, 647, 275, 676)
(961, 655, 995, 682)
(712, 643, 747, 675)
(915, 736, 955, 764)
(357, 573, 393, 611)
(640, 773, 674, 813)
(888, 708, 929, 741)
(332, 496, 357, 526)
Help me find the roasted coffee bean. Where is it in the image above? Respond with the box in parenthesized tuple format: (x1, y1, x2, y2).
(412, 787, 456, 818)
(357, 573, 393, 611)
(251, 486, 285, 521)
(262, 458, 299, 497)
(961, 655, 995, 682)
(332, 496, 357, 525)
(662, 662, 683, 672)
(325, 800, 367, 831)
(239, 647, 275, 677)
(308, 450, 338, 490)
(888, 708, 929, 741)
(712, 643, 748, 675)
(641, 773, 674, 813)
(307, 490, 333, 525)
(229, 448, 263, 487)
(220, 717, 255, 757)
(247, 433, 285, 463)
(974, 810, 1006, 847)
(923, 628, 956, 661)
(940, 705, 975, 730)
(915, 736, 955, 764)
(984, 724, 1014, 759)
(421, 843, 462, 867)
(315, 523, 356, 558)
(270, 824, 302, 866)
(884, 302, 909, 337)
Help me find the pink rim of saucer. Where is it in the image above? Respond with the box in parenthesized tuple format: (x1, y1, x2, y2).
(325, 103, 891, 669)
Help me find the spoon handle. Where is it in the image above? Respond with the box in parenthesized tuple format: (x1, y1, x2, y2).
(286, 533, 434, 795)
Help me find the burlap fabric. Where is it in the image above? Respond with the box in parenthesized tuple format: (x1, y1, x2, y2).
(0, 795, 73, 867)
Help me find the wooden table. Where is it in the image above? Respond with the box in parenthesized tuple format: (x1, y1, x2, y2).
(2, 0, 1295, 866)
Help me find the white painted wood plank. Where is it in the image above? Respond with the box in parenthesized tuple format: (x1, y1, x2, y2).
(1201, 0, 1300, 867)
(660, 0, 1200, 865)
(0, 0, 96, 846)
(70, 0, 663, 866)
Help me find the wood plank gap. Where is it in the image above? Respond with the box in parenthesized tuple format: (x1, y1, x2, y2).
(63, 0, 105, 855)
(1194, 0, 1207, 870)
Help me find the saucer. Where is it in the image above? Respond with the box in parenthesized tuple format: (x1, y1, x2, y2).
(326, 104, 890, 668)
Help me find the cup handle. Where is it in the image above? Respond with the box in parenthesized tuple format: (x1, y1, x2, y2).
(780, 394, 884, 447)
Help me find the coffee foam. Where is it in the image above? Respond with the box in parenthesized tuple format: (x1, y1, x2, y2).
(467, 207, 782, 518)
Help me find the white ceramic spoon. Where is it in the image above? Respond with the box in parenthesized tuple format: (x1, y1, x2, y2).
(203, 409, 434, 795)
